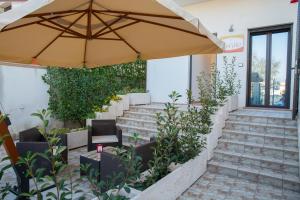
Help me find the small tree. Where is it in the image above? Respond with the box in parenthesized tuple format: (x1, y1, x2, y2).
(223, 56, 241, 96)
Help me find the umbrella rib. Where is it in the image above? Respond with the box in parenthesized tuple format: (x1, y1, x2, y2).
(24, 10, 87, 18)
(83, 0, 94, 65)
(37, 22, 82, 37)
(96, 20, 140, 37)
(92, 14, 127, 38)
(93, 10, 183, 20)
(39, 16, 86, 38)
(92, 12, 140, 55)
(102, 13, 208, 39)
(61, 35, 121, 40)
(1, 13, 79, 32)
(34, 13, 86, 59)
(87, 0, 93, 39)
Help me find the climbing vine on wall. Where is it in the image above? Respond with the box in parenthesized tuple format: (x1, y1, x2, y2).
(42, 60, 146, 126)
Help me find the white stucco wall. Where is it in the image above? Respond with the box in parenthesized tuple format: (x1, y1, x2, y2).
(183, 0, 298, 108)
(147, 56, 190, 104)
(0, 65, 49, 137)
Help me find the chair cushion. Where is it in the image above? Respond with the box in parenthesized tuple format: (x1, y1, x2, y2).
(92, 135, 118, 144)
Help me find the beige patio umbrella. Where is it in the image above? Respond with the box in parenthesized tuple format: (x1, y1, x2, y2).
(0, 0, 223, 68)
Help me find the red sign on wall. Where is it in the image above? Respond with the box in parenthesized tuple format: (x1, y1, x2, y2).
(291, 0, 298, 3)
(220, 35, 244, 53)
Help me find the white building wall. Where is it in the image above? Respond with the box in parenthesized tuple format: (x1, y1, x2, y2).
(147, 56, 190, 104)
(183, 0, 298, 108)
(0, 65, 49, 137)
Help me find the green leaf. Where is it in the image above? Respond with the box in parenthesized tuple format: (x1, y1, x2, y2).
(124, 186, 130, 193)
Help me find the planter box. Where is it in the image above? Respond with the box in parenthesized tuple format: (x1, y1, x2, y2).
(96, 111, 116, 120)
(208, 114, 222, 160)
(86, 110, 116, 126)
(226, 96, 233, 112)
(231, 95, 238, 111)
(118, 94, 130, 111)
(111, 100, 123, 117)
(226, 95, 238, 112)
(67, 129, 88, 150)
(223, 99, 229, 119)
(132, 150, 208, 200)
(129, 93, 151, 105)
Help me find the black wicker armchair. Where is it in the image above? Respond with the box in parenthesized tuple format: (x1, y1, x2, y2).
(100, 141, 156, 192)
(19, 127, 68, 163)
(88, 120, 122, 151)
(0, 118, 68, 199)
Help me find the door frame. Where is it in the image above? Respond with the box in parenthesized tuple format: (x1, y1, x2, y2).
(246, 24, 293, 109)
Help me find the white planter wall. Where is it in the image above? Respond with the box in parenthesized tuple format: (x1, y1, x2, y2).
(110, 101, 123, 117)
(132, 150, 207, 200)
(129, 93, 151, 105)
(86, 93, 150, 126)
(119, 94, 130, 111)
(231, 95, 239, 111)
(67, 130, 88, 150)
(132, 95, 236, 200)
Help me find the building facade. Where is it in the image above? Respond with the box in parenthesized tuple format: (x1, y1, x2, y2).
(147, 0, 298, 110)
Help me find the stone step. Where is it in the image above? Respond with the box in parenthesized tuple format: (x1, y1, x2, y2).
(222, 129, 298, 148)
(233, 108, 292, 118)
(123, 111, 157, 121)
(117, 117, 157, 129)
(129, 105, 165, 114)
(217, 139, 299, 162)
(228, 112, 297, 126)
(116, 123, 158, 139)
(224, 120, 297, 137)
(129, 104, 189, 114)
(213, 149, 299, 176)
(208, 160, 300, 192)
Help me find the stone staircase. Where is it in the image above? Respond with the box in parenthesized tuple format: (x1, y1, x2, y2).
(116, 105, 161, 146)
(117, 103, 190, 146)
(179, 109, 300, 200)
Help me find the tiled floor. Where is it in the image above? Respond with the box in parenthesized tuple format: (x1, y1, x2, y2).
(179, 171, 300, 200)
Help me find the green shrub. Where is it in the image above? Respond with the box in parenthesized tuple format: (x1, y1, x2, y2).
(42, 60, 146, 127)
(143, 90, 215, 187)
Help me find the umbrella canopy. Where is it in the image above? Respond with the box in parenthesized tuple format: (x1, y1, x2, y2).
(0, 0, 223, 68)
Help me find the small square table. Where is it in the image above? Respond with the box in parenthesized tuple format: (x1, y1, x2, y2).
(79, 146, 120, 181)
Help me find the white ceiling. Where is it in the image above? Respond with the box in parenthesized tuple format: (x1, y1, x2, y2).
(173, 0, 211, 6)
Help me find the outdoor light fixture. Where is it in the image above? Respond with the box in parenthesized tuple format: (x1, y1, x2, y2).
(229, 24, 234, 32)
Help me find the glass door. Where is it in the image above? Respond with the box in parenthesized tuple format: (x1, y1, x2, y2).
(247, 25, 292, 108)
